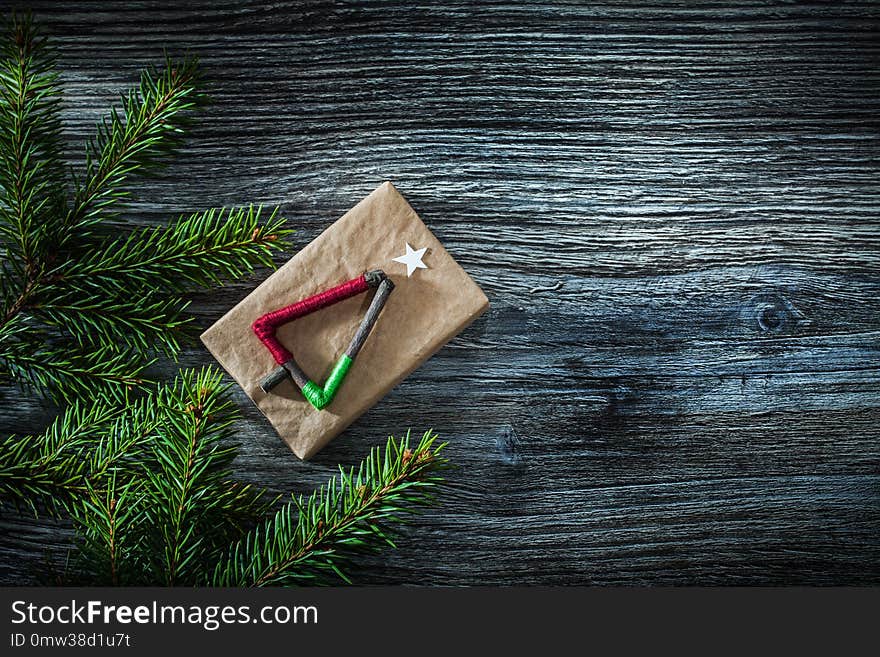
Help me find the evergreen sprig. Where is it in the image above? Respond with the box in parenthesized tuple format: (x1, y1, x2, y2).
(0, 391, 157, 517)
(214, 432, 448, 586)
(0, 14, 292, 403)
(140, 367, 273, 585)
(69, 56, 201, 232)
(0, 12, 65, 273)
(0, 367, 447, 586)
(69, 477, 145, 586)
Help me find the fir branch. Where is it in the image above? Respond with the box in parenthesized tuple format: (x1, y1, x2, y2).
(0, 413, 106, 516)
(0, 400, 142, 515)
(2, 340, 150, 404)
(209, 481, 277, 540)
(140, 368, 273, 585)
(0, 12, 65, 271)
(0, 310, 28, 363)
(66, 205, 291, 294)
(68, 476, 146, 586)
(0, 18, 292, 404)
(82, 394, 164, 484)
(67, 56, 202, 232)
(3, 362, 447, 587)
(212, 431, 448, 587)
(33, 284, 190, 358)
(1, 366, 275, 585)
(1, 205, 290, 401)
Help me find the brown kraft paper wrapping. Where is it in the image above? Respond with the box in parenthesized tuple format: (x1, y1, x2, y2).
(200, 181, 489, 459)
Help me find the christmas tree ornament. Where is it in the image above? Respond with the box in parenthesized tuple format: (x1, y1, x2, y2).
(201, 182, 489, 459)
(254, 269, 395, 408)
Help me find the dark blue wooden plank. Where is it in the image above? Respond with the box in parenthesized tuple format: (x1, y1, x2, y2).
(0, 0, 878, 585)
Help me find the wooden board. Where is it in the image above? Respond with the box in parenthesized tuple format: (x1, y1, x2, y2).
(0, 0, 878, 585)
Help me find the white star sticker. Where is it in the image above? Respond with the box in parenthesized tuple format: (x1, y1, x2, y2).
(392, 242, 428, 277)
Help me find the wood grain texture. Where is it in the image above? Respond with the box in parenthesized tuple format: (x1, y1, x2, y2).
(0, 0, 878, 585)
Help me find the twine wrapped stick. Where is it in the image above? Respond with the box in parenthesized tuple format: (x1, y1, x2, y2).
(253, 270, 394, 409)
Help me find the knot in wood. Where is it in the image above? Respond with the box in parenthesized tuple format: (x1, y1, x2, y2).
(752, 293, 793, 333)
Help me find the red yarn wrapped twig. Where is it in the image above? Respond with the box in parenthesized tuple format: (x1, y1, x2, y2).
(252, 273, 369, 365)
